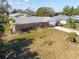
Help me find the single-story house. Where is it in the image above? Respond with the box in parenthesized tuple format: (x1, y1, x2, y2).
(13, 16, 49, 32)
(72, 15, 79, 23)
(48, 15, 79, 25)
(48, 15, 69, 25)
(10, 13, 79, 32)
(13, 15, 70, 31)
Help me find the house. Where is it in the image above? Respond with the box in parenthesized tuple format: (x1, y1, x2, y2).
(11, 14, 70, 32)
(13, 16, 49, 32)
(14, 15, 70, 32)
(48, 15, 69, 25)
(72, 15, 79, 23)
(49, 15, 79, 24)
(10, 14, 78, 32)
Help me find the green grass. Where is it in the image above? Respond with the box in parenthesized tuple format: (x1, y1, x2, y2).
(62, 23, 79, 30)
(5, 28, 50, 40)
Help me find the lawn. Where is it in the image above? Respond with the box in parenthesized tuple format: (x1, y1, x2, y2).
(62, 23, 79, 30)
(4, 28, 79, 59)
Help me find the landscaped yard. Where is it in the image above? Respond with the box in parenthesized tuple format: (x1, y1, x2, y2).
(4, 28, 79, 59)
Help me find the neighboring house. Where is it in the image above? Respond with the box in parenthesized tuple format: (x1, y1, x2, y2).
(10, 13, 79, 32)
(49, 15, 79, 24)
(14, 16, 49, 32)
(48, 15, 69, 25)
(10, 14, 70, 32)
(72, 15, 79, 23)
(9, 13, 29, 18)
(9, 13, 24, 18)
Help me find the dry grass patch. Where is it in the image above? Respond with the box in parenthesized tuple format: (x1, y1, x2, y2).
(5, 28, 79, 59)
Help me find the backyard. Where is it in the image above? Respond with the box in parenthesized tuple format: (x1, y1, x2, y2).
(4, 27, 79, 59)
(1, 0, 79, 59)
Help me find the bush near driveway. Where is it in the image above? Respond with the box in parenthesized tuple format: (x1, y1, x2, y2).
(68, 32, 77, 43)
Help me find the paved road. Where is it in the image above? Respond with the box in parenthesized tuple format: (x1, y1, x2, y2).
(51, 26, 79, 35)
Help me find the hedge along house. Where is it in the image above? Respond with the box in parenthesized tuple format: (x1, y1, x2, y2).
(13, 16, 49, 32)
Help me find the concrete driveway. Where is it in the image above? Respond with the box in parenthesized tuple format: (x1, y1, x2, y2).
(51, 26, 79, 35)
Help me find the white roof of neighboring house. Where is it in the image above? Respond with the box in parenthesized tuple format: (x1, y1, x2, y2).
(10, 14, 79, 24)
(9, 13, 26, 18)
(48, 15, 69, 22)
(14, 16, 50, 24)
(10, 13, 21, 16)
(73, 16, 79, 20)
(13, 15, 70, 24)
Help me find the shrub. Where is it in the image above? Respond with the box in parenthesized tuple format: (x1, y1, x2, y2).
(9, 17, 15, 23)
(0, 25, 5, 37)
(55, 19, 61, 26)
(68, 32, 77, 43)
(69, 32, 77, 37)
(68, 36, 76, 43)
(67, 18, 76, 28)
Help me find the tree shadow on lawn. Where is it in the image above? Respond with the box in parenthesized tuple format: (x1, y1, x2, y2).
(6, 38, 40, 59)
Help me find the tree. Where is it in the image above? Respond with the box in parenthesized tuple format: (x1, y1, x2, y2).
(0, 14, 8, 23)
(74, 6, 79, 15)
(70, 6, 74, 15)
(36, 7, 55, 16)
(5, 2, 11, 18)
(9, 17, 15, 23)
(12, 9, 18, 13)
(54, 12, 62, 16)
(12, 9, 26, 13)
(0, 0, 11, 18)
(62, 5, 71, 16)
(62, 6, 79, 16)
(0, 25, 7, 59)
(0, 14, 14, 23)
(25, 9, 36, 16)
(0, 25, 5, 37)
